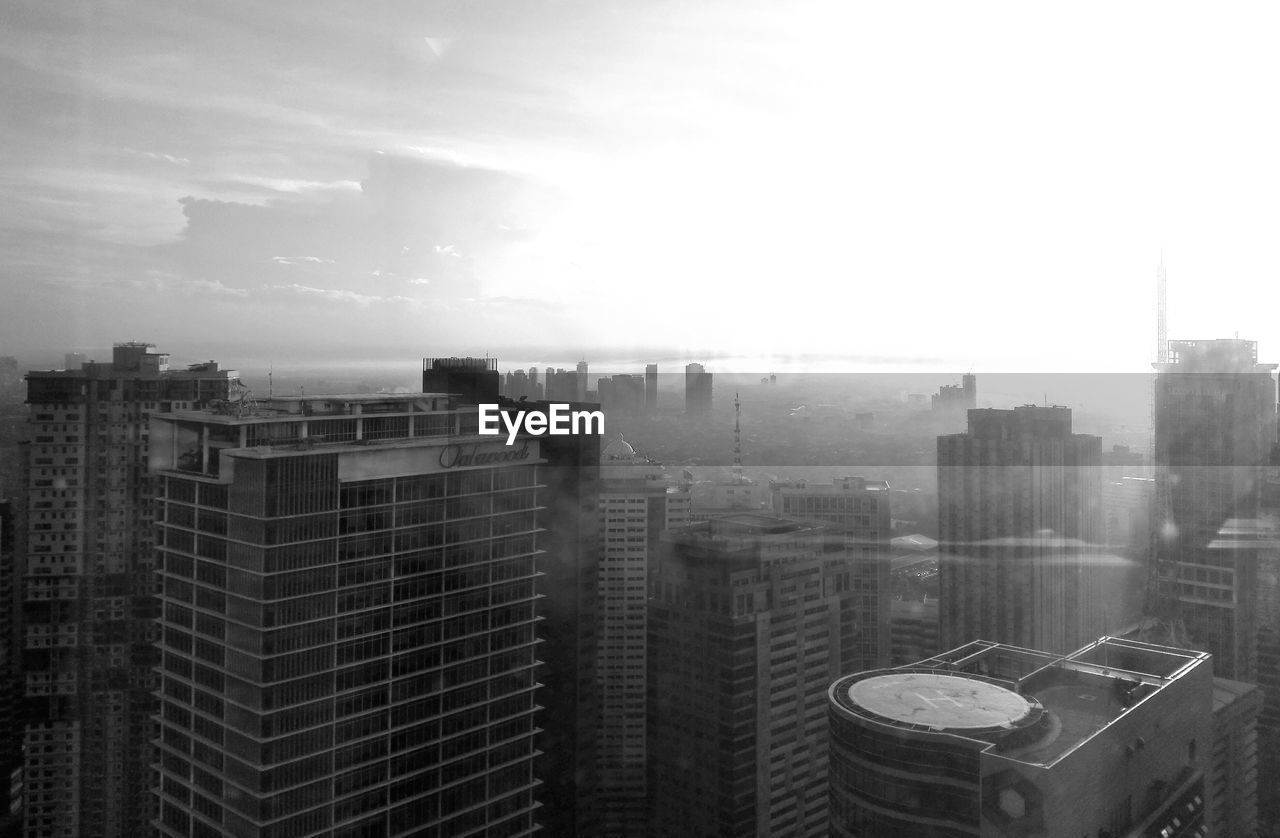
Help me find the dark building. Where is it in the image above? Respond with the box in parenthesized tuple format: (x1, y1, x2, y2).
(421, 356, 603, 835)
(683, 363, 711, 416)
(938, 406, 1107, 654)
(829, 637, 1215, 837)
(20, 343, 236, 838)
(598, 374, 644, 414)
(648, 514, 864, 837)
(0, 500, 21, 837)
(421, 356, 499, 406)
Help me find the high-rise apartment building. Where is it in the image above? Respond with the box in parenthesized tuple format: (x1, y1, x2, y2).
(0, 500, 21, 837)
(1152, 339, 1277, 631)
(20, 343, 235, 838)
(771, 477, 892, 671)
(829, 637, 1216, 837)
(683, 364, 711, 416)
(149, 392, 551, 837)
(595, 437, 688, 837)
(648, 513, 862, 838)
(644, 365, 657, 413)
(937, 406, 1107, 654)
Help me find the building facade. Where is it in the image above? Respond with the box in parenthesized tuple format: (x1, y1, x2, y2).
(770, 477, 892, 671)
(829, 637, 1216, 838)
(937, 406, 1107, 654)
(595, 437, 688, 837)
(21, 343, 235, 838)
(149, 393, 547, 837)
(648, 514, 863, 837)
(683, 364, 711, 417)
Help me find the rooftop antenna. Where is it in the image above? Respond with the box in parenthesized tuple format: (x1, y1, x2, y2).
(1157, 251, 1168, 363)
(268, 364, 273, 399)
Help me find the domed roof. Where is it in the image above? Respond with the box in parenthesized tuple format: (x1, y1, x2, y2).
(602, 433, 637, 461)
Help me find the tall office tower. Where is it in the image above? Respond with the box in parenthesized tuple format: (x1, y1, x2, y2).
(149, 392, 552, 837)
(575, 361, 588, 402)
(544, 369, 577, 403)
(420, 356, 603, 834)
(937, 406, 1107, 654)
(648, 514, 861, 838)
(596, 438, 688, 837)
(20, 344, 235, 838)
(828, 637, 1216, 838)
(1212, 677, 1262, 838)
(683, 363, 711, 416)
(770, 477, 892, 671)
(644, 365, 657, 413)
(1151, 339, 1277, 623)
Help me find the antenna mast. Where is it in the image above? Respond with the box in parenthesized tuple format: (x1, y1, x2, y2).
(1157, 252, 1168, 363)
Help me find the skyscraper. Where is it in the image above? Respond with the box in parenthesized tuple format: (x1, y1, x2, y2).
(829, 637, 1215, 837)
(770, 477, 892, 671)
(937, 406, 1107, 654)
(1151, 338, 1277, 632)
(648, 513, 862, 838)
(644, 364, 657, 413)
(575, 361, 589, 402)
(21, 343, 235, 838)
(683, 363, 711, 416)
(595, 436, 688, 837)
(149, 392, 548, 837)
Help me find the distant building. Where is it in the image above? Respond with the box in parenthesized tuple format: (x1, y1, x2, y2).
(938, 406, 1107, 654)
(829, 637, 1216, 837)
(931, 373, 976, 413)
(21, 343, 236, 837)
(0, 500, 20, 837)
(596, 437, 688, 837)
(649, 514, 863, 837)
(576, 360, 589, 402)
(644, 364, 658, 412)
(598, 374, 644, 414)
(62, 353, 85, 372)
(683, 363, 712, 416)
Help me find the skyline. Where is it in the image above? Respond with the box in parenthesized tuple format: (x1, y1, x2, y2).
(5, 2, 1280, 369)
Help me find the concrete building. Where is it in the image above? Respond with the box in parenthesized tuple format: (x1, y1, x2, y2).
(683, 363, 712, 416)
(937, 406, 1107, 654)
(770, 477, 892, 671)
(419, 357, 603, 835)
(644, 364, 658, 413)
(1211, 677, 1261, 838)
(149, 392, 551, 837)
(829, 637, 1215, 837)
(576, 361, 589, 402)
(421, 355, 498, 406)
(20, 343, 236, 838)
(0, 501, 21, 838)
(595, 436, 688, 837)
(648, 514, 865, 838)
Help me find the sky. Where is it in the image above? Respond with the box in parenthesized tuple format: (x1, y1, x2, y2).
(3, 1, 1280, 373)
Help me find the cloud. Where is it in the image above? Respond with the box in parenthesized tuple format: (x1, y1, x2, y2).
(269, 283, 414, 307)
(272, 256, 336, 265)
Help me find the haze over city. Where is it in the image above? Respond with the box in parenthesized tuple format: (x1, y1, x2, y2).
(4, 1, 1280, 369)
